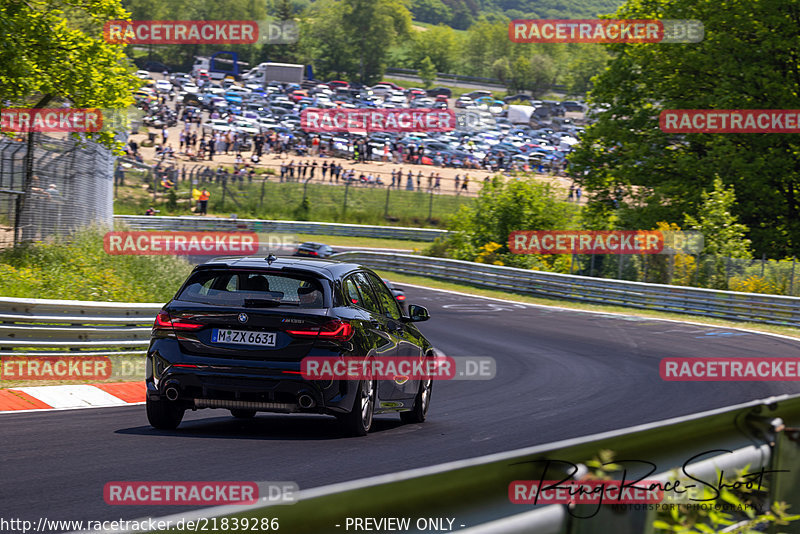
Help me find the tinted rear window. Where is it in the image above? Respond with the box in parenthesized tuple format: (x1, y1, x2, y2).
(176, 270, 326, 308)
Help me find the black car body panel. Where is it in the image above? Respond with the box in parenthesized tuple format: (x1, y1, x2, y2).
(146, 258, 433, 428)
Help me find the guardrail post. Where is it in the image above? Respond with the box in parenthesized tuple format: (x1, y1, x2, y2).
(791, 258, 796, 296)
(343, 180, 350, 215)
(771, 429, 800, 533)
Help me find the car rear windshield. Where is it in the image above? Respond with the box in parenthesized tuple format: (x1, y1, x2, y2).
(176, 270, 326, 308)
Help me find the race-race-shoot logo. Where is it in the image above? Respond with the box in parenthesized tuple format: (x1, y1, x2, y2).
(300, 109, 456, 133)
(104, 21, 259, 44)
(103, 232, 259, 255)
(1, 108, 103, 133)
(660, 110, 800, 133)
(509, 19, 704, 44)
(509, 480, 664, 505)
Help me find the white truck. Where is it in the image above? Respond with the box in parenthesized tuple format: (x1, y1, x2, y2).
(192, 55, 248, 80)
(507, 105, 536, 126)
(242, 62, 304, 86)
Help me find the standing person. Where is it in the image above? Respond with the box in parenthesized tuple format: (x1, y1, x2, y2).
(179, 130, 185, 152)
(575, 185, 582, 203)
(288, 160, 295, 181)
(335, 163, 341, 183)
(280, 161, 286, 182)
(391, 168, 396, 188)
(302, 161, 309, 179)
(455, 174, 460, 192)
(322, 161, 328, 181)
(208, 138, 215, 161)
(568, 184, 575, 202)
(310, 161, 317, 180)
(197, 188, 210, 215)
(428, 171, 434, 191)
(416, 171, 421, 191)
(406, 169, 414, 191)
(162, 126, 168, 145)
(434, 173, 441, 192)
(461, 175, 469, 193)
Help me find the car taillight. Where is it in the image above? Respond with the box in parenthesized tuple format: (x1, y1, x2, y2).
(308, 250, 318, 256)
(286, 320, 353, 341)
(153, 311, 203, 332)
(396, 295, 406, 301)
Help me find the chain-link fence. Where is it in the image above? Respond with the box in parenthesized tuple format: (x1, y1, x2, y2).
(0, 134, 114, 248)
(119, 161, 476, 228)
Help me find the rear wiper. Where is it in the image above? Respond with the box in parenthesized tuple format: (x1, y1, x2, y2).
(243, 298, 282, 308)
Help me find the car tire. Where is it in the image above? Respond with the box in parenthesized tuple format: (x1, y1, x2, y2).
(400, 376, 432, 424)
(338, 379, 375, 437)
(230, 409, 256, 419)
(146, 397, 185, 430)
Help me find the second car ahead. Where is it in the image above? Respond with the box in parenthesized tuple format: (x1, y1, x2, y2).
(294, 242, 334, 258)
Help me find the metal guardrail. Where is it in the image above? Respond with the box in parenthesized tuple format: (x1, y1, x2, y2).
(114, 215, 447, 242)
(332, 251, 800, 328)
(0, 296, 161, 354)
(93, 393, 800, 534)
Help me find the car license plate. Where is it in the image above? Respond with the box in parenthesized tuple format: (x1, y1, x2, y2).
(211, 329, 276, 347)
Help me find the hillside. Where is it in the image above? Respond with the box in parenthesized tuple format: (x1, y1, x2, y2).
(409, 0, 626, 29)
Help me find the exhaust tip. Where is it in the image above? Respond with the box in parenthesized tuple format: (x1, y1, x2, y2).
(165, 386, 180, 401)
(298, 394, 315, 409)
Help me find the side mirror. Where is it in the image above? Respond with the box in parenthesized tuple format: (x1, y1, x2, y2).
(404, 304, 430, 322)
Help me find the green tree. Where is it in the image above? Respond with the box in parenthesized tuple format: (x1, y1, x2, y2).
(1, 0, 139, 147)
(528, 53, 555, 96)
(271, 0, 294, 20)
(568, 0, 800, 257)
(508, 55, 532, 93)
(491, 57, 511, 85)
(431, 177, 578, 269)
(298, 0, 357, 80)
(684, 177, 751, 259)
(460, 19, 512, 77)
(418, 56, 437, 88)
(408, 25, 460, 73)
(410, 0, 452, 25)
(340, 0, 412, 84)
(563, 45, 610, 96)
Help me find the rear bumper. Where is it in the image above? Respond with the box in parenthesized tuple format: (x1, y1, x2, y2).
(146, 342, 358, 415)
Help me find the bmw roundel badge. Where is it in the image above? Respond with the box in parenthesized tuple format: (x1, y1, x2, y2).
(238, 313, 248, 323)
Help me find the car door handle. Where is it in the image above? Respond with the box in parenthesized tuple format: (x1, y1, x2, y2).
(370, 320, 383, 330)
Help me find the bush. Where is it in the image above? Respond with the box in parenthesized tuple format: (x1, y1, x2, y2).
(0, 225, 193, 302)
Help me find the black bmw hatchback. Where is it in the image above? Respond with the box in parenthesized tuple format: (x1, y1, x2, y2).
(146, 256, 434, 436)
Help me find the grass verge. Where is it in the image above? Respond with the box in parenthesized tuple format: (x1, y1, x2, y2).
(0, 226, 193, 302)
(114, 178, 471, 229)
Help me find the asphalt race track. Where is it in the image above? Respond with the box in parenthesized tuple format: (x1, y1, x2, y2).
(3, 285, 800, 530)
